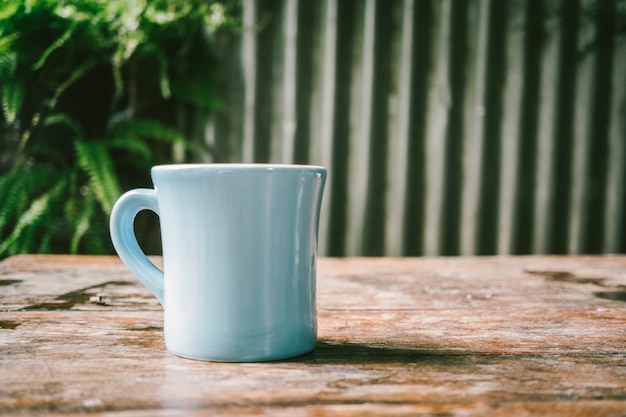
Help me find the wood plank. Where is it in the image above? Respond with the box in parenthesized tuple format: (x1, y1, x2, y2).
(0, 255, 160, 311)
(2, 255, 626, 311)
(1, 255, 626, 416)
(2, 310, 625, 413)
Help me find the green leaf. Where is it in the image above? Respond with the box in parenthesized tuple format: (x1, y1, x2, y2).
(159, 64, 171, 99)
(0, 2, 19, 21)
(38, 231, 52, 253)
(43, 112, 83, 138)
(108, 135, 152, 160)
(47, 58, 100, 110)
(0, 169, 54, 237)
(70, 194, 95, 254)
(113, 119, 188, 144)
(1, 76, 23, 124)
(0, 52, 22, 123)
(0, 177, 66, 257)
(74, 140, 122, 214)
(32, 23, 77, 71)
(0, 34, 19, 57)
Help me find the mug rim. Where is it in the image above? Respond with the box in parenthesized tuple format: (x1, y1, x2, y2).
(152, 163, 326, 172)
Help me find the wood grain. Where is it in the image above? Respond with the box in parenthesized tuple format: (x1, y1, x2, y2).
(1, 255, 626, 416)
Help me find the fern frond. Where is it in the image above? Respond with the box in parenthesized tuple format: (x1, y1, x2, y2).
(43, 112, 83, 138)
(32, 23, 77, 70)
(0, 175, 18, 237)
(14, 219, 37, 254)
(157, 52, 171, 99)
(63, 169, 79, 221)
(0, 177, 66, 257)
(0, 60, 23, 124)
(111, 30, 143, 94)
(111, 119, 189, 145)
(171, 79, 220, 109)
(46, 58, 100, 110)
(74, 139, 122, 214)
(20, 176, 67, 255)
(0, 81, 22, 123)
(108, 135, 152, 160)
(0, 2, 19, 21)
(84, 226, 108, 254)
(70, 192, 96, 254)
(38, 229, 52, 253)
(0, 34, 19, 58)
(70, 210, 91, 254)
(0, 169, 55, 237)
(106, 119, 192, 162)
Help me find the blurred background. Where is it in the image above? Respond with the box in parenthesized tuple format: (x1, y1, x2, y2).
(1, 0, 625, 258)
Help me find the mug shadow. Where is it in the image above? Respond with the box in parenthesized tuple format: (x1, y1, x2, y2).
(285, 339, 469, 366)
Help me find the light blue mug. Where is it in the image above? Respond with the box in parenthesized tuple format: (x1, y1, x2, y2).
(110, 164, 327, 361)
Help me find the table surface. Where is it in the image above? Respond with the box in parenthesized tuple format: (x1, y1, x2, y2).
(1, 255, 625, 416)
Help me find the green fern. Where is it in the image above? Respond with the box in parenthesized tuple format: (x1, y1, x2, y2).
(70, 192, 96, 254)
(0, 2, 19, 21)
(109, 134, 153, 160)
(0, 52, 22, 124)
(42, 112, 84, 138)
(74, 139, 122, 214)
(32, 22, 78, 71)
(0, 175, 19, 237)
(109, 120, 188, 148)
(47, 58, 100, 110)
(1, 78, 24, 124)
(37, 229, 52, 253)
(0, 37, 17, 63)
(0, 176, 67, 257)
(0, 168, 56, 237)
(107, 119, 196, 164)
(0, 0, 225, 257)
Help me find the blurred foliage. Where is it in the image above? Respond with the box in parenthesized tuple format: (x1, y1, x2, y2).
(0, 0, 240, 258)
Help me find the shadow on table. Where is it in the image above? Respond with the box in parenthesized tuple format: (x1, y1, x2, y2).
(289, 339, 469, 365)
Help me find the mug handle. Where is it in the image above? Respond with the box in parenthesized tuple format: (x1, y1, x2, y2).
(110, 189, 164, 306)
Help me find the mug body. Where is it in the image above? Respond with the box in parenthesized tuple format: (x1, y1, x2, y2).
(151, 164, 326, 361)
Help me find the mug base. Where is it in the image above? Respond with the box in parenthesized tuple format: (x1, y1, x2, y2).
(167, 345, 315, 362)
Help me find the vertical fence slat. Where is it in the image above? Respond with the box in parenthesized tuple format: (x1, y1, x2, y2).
(439, 0, 469, 255)
(511, 0, 542, 254)
(497, 0, 524, 255)
(311, 0, 338, 256)
(460, 0, 489, 255)
(212, 0, 626, 257)
(362, 0, 393, 255)
(402, 0, 431, 256)
(584, 0, 616, 253)
(532, 0, 561, 254)
(325, 0, 355, 256)
(268, 0, 285, 163)
(423, 0, 451, 256)
(604, 36, 626, 253)
(209, 20, 244, 162)
(241, 0, 257, 163)
(569, 0, 596, 254)
(294, 0, 317, 164)
(279, 0, 298, 163)
(476, 0, 508, 255)
(385, 0, 414, 256)
(345, 0, 373, 256)
(550, 0, 579, 253)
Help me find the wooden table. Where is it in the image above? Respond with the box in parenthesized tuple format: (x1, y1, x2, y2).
(1, 255, 625, 416)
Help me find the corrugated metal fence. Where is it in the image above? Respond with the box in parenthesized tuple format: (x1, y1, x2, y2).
(204, 0, 626, 257)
